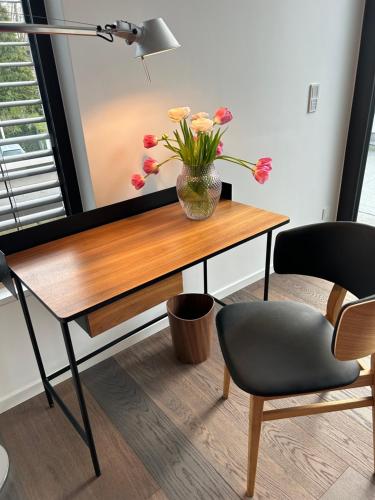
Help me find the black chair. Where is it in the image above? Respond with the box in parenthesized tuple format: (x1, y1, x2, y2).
(216, 221, 375, 497)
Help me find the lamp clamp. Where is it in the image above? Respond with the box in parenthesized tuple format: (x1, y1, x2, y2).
(96, 20, 142, 45)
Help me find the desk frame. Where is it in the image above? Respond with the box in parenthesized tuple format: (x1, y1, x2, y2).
(1, 184, 285, 477)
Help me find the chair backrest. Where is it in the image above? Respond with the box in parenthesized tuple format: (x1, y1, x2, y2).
(332, 296, 375, 360)
(274, 221, 375, 299)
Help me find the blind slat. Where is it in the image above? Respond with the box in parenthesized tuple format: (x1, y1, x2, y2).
(4, 159, 54, 173)
(0, 193, 63, 216)
(0, 163, 56, 181)
(0, 116, 46, 127)
(0, 61, 33, 68)
(0, 133, 49, 146)
(0, 149, 52, 163)
(0, 80, 37, 88)
(0, 179, 60, 199)
(0, 41, 29, 47)
(0, 98, 42, 108)
(0, 206, 65, 231)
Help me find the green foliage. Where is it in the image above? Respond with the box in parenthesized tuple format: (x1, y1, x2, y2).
(163, 119, 224, 167)
(156, 118, 254, 175)
(0, 5, 47, 152)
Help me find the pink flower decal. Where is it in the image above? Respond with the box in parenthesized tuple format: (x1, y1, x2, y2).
(143, 135, 158, 149)
(216, 141, 224, 156)
(214, 107, 233, 125)
(131, 173, 145, 190)
(253, 157, 272, 184)
(143, 157, 159, 174)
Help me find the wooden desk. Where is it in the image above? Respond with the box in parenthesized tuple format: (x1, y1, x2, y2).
(1, 185, 289, 478)
(8, 200, 287, 321)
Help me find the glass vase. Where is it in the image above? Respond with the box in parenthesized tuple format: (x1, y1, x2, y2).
(176, 163, 222, 220)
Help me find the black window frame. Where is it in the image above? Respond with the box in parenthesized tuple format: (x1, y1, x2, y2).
(337, 0, 375, 221)
(18, 0, 83, 215)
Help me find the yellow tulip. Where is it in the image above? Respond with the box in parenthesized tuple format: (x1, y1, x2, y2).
(191, 111, 209, 120)
(191, 117, 214, 133)
(168, 106, 191, 122)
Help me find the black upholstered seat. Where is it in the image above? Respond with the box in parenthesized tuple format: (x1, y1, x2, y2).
(216, 301, 360, 397)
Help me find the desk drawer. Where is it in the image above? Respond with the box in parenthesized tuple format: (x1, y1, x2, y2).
(76, 273, 183, 337)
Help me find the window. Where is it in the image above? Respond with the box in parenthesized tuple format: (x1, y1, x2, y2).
(0, 0, 82, 235)
(337, 1, 375, 221)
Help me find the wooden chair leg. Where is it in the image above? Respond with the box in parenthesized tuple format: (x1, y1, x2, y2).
(246, 395, 264, 497)
(223, 365, 231, 399)
(371, 355, 375, 472)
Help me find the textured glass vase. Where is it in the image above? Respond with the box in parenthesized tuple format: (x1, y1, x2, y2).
(176, 163, 222, 220)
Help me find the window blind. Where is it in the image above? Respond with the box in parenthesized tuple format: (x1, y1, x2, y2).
(0, 0, 66, 235)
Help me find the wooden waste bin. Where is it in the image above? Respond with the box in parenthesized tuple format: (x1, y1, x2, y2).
(167, 293, 215, 364)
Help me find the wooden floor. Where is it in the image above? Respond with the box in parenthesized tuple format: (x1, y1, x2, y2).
(1, 274, 375, 499)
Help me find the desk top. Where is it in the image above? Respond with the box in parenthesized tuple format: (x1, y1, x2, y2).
(7, 200, 289, 321)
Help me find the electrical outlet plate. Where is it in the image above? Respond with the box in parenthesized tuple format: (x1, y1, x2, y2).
(321, 207, 330, 221)
(308, 83, 320, 113)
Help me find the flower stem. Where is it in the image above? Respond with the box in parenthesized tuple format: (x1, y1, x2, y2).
(157, 155, 180, 168)
(143, 156, 179, 179)
(216, 155, 256, 171)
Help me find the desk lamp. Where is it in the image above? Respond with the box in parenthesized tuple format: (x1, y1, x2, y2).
(0, 16, 180, 80)
(0, 16, 180, 55)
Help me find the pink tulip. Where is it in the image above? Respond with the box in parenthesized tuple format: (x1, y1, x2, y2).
(216, 140, 224, 155)
(143, 134, 158, 149)
(214, 107, 233, 124)
(143, 157, 159, 174)
(254, 169, 270, 184)
(256, 157, 272, 171)
(253, 157, 272, 184)
(131, 173, 145, 190)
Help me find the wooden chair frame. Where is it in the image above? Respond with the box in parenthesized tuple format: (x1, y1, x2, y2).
(222, 284, 375, 497)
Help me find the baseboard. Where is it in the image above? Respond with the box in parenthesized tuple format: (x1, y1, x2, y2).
(213, 266, 272, 299)
(0, 266, 268, 413)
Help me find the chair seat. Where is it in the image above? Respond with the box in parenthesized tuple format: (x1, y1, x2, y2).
(216, 301, 360, 397)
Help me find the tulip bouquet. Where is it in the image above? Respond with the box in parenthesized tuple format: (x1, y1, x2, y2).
(131, 106, 272, 219)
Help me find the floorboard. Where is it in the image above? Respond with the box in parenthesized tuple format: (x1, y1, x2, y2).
(320, 467, 375, 500)
(0, 380, 159, 500)
(1, 274, 375, 499)
(82, 357, 240, 500)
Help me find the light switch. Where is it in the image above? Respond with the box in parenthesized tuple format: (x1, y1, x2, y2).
(308, 83, 319, 113)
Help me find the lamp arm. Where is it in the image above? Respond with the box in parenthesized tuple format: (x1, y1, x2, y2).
(0, 20, 141, 43)
(0, 22, 98, 36)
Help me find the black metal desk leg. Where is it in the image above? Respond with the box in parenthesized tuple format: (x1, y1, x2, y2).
(60, 322, 101, 477)
(264, 231, 272, 301)
(203, 259, 208, 294)
(14, 277, 54, 408)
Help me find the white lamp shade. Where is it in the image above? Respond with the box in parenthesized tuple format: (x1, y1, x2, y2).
(135, 18, 180, 58)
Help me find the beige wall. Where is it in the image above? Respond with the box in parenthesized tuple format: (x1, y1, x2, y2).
(61, 0, 362, 219)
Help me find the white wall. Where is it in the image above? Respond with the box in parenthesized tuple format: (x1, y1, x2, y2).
(0, 0, 364, 412)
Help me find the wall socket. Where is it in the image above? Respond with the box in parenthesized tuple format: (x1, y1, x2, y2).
(308, 83, 320, 113)
(321, 207, 331, 221)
